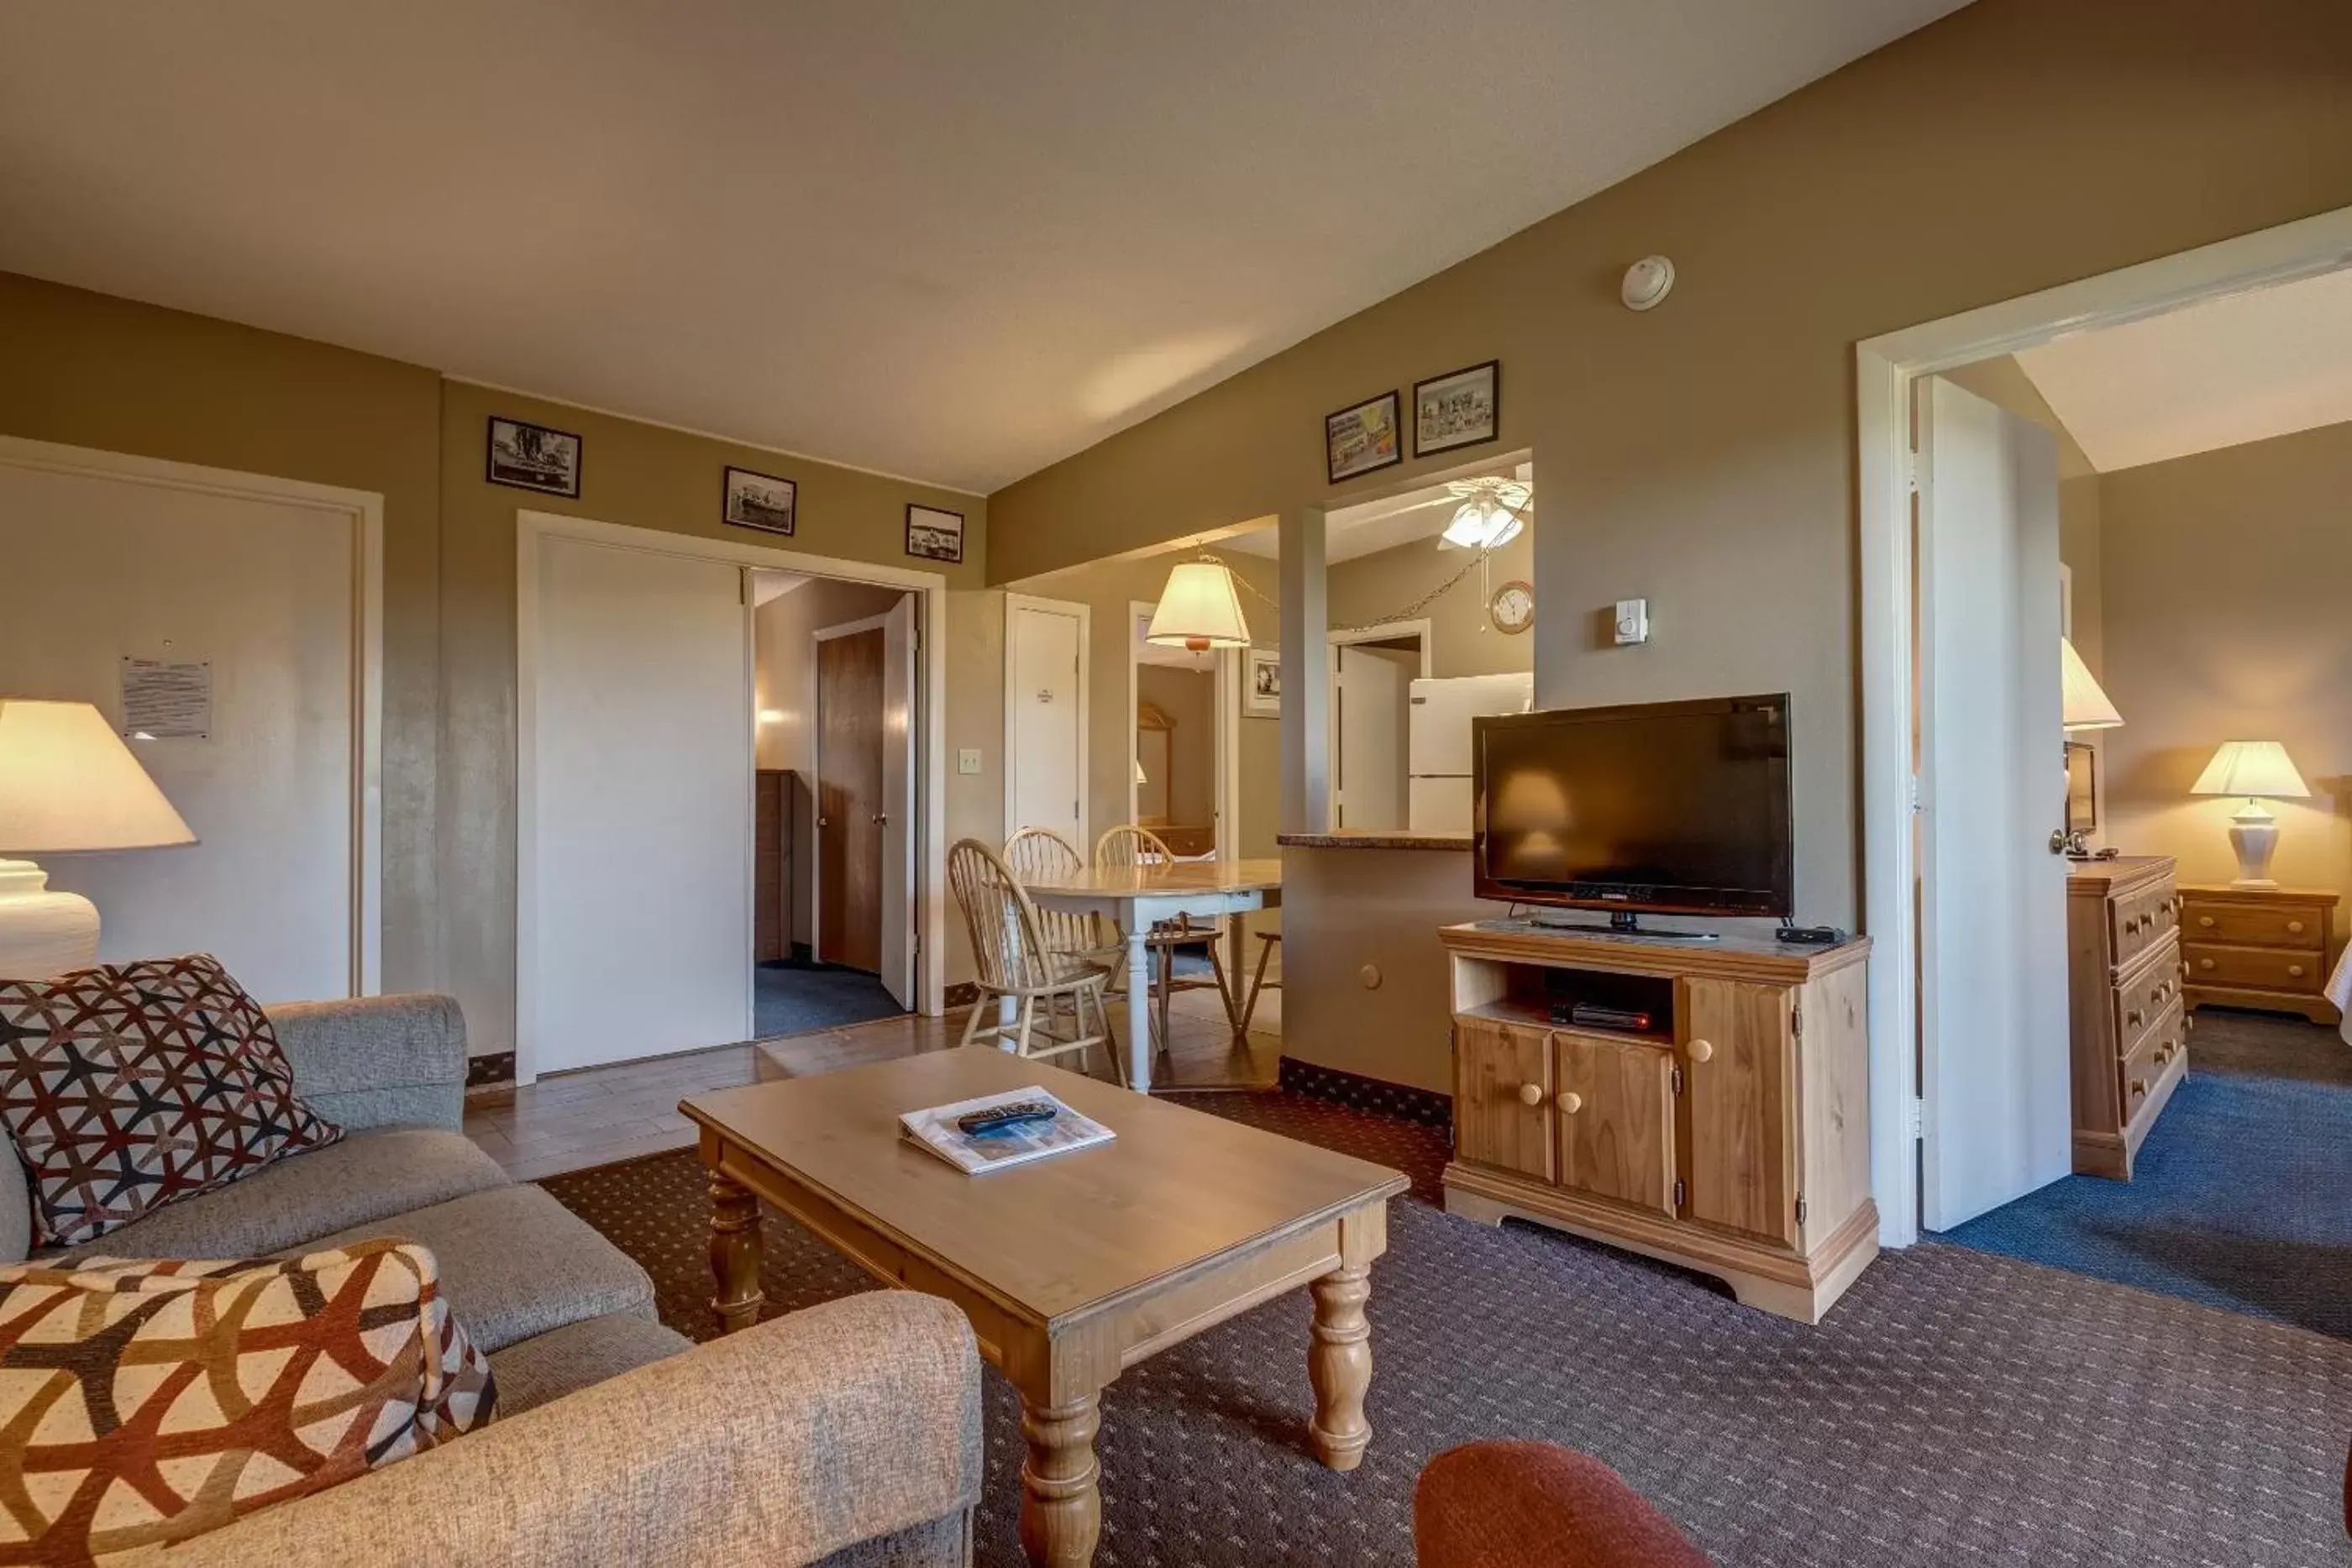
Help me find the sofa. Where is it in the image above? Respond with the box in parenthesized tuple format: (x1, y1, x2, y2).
(0, 994, 984, 1566)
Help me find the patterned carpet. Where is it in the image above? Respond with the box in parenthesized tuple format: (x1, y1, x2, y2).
(1942, 1010, 2352, 1335)
(542, 1091, 2352, 1567)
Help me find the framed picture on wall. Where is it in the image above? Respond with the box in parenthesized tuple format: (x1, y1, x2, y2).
(1326, 390, 1402, 484)
(1412, 360, 1499, 458)
(722, 466, 796, 535)
(906, 504, 965, 564)
(486, 417, 582, 498)
(1245, 647, 1282, 718)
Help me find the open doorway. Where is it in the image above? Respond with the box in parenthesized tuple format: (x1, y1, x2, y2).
(752, 570, 916, 1040)
(1861, 207, 2352, 1333)
(1127, 598, 1235, 859)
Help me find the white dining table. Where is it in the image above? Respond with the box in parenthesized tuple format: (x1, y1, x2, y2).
(1017, 857, 1284, 1093)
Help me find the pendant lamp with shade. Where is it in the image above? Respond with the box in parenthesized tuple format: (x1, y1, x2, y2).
(1145, 558, 1252, 653)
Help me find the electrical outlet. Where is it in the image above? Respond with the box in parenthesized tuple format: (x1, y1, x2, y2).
(957, 747, 983, 775)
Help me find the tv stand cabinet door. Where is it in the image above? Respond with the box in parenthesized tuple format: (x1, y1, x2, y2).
(1454, 1016, 1554, 1182)
(1552, 1032, 1677, 1217)
(1679, 978, 1798, 1247)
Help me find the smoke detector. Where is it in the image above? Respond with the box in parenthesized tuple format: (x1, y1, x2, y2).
(1620, 255, 1676, 312)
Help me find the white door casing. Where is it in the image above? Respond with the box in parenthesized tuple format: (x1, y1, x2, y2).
(527, 534, 752, 1073)
(1005, 594, 1086, 848)
(1916, 376, 2069, 1230)
(880, 596, 916, 1007)
(0, 437, 382, 1004)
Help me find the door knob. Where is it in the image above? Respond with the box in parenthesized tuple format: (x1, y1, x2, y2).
(1688, 1039, 1714, 1063)
(1516, 1082, 1545, 1107)
(817, 815, 830, 826)
(1557, 1091, 1584, 1114)
(2048, 829, 2069, 855)
(873, 812, 889, 826)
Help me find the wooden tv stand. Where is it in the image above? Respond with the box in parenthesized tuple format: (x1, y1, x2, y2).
(1439, 920, 1877, 1323)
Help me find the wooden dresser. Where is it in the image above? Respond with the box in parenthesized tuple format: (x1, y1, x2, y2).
(2066, 857, 2187, 1181)
(2180, 884, 2341, 1025)
(1439, 921, 1875, 1324)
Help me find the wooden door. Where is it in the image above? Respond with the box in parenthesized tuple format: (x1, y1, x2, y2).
(1680, 977, 1796, 1245)
(817, 627, 885, 973)
(753, 769, 786, 963)
(1552, 1031, 1677, 1217)
(1453, 1016, 1552, 1182)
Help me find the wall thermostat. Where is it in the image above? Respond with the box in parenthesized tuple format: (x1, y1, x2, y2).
(1613, 598, 1650, 646)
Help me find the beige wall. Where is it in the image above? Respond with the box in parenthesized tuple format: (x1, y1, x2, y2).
(0, 273, 999, 1058)
(1326, 528, 1535, 679)
(0, 273, 446, 992)
(752, 578, 911, 948)
(986, 0, 2352, 930)
(2099, 419, 2352, 911)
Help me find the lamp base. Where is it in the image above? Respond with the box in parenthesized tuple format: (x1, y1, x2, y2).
(2225, 800, 2281, 889)
(0, 859, 100, 983)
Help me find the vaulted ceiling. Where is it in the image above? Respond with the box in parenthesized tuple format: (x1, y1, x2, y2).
(0, 1, 1965, 492)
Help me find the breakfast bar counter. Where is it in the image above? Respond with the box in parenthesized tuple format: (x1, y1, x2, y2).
(1276, 829, 1473, 852)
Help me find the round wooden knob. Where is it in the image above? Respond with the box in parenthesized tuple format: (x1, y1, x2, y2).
(2182, 1015, 2195, 1034)
(1516, 1082, 1545, 1107)
(1688, 1039, 1714, 1063)
(1557, 1091, 1584, 1114)
(2198, 958, 2215, 971)
(2125, 1009, 2142, 1028)
(2197, 915, 2215, 928)
(1358, 963, 1383, 989)
(2288, 920, 2306, 934)
(2289, 964, 2306, 978)
(2130, 1078, 2148, 1098)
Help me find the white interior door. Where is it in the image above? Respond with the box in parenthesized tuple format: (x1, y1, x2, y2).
(0, 448, 370, 1003)
(1005, 597, 1084, 847)
(1330, 643, 1409, 831)
(1918, 375, 2070, 1230)
(879, 595, 916, 1009)
(531, 537, 751, 1072)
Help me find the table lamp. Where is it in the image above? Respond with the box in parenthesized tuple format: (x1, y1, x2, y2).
(2190, 739, 2307, 888)
(0, 699, 197, 981)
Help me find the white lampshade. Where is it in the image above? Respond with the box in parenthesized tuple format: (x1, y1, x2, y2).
(1147, 560, 1252, 653)
(2191, 740, 2309, 800)
(0, 700, 197, 853)
(2059, 638, 2123, 732)
(1135, 757, 1148, 784)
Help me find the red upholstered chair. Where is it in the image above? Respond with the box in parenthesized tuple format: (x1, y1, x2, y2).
(1415, 1441, 1714, 1568)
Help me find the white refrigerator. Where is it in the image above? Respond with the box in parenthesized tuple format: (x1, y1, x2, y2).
(1407, 672, 1536, 832)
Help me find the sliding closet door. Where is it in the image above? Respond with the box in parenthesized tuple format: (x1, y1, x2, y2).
(528, 535, 751, 1073)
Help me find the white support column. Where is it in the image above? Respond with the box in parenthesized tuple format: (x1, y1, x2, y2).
(1280, 506, 1331, 835)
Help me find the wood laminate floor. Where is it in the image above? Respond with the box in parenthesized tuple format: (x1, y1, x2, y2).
(466, 975, 1281, 1182)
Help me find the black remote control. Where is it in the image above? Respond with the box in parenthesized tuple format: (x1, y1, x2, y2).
(957, 1100, 1059, 1139)
(1776, 925, 1845, 946)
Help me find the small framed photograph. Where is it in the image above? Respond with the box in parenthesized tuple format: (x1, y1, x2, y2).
(1326, 390, 1402, 484)
(723, 466, 796, 535)
(906, 504, 965, 564)
(1413, 360, 1499, 458)
(1245, 647, 1282, 718)
(486, 417, 581, 498)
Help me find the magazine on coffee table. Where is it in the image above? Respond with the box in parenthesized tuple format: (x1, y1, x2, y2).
(900, 1087, 1116, 1175)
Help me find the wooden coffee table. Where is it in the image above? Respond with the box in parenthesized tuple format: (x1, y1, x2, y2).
(680, 1046, 1409, 1568)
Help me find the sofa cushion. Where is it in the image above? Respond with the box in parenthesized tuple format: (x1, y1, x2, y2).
(47, 1126, 509, 1265)
(0, 953, 341, 1248)
(486, 1312, 691, 1415)
(307, 1183, 656, 1353)
(0, 1240, 494, 1560)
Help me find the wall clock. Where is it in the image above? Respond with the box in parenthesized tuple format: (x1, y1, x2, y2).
(1488, 579, 1535, 635)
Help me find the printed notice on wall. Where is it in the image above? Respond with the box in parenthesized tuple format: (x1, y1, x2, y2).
(119, 657, 213, 741)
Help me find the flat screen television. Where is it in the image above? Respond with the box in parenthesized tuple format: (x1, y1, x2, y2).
(1472, 694, 1793, 924)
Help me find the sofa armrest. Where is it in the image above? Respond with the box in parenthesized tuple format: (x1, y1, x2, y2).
(148, 1291, 984, 1568)
(265, 994, 469, 1132)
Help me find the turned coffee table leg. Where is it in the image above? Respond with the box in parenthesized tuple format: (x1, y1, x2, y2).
(1308, 1263, 1373, 1469)
(706, 1172, 764, 1334)
(1018, 1392, 1102, 1567)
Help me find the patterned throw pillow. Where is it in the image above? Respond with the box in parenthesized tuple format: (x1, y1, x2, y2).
(0, 954, 342, 1249)
(0, 1239, 496, 1559)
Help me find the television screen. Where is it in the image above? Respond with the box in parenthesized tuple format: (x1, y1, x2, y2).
(1473, 695, 1793, 918)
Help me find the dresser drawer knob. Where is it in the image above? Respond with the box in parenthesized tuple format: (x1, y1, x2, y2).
(2198, 958, 2215, 971)
(2182, 1015, 2194, 1035)
(1688, 1039, 1715, 1064)
(1516, 1082, 1545, 1107)
(2126, 1009, 2143, 1028)
(2197, 915, 2215, 928)
(2289, 964, 2307, 978)
(1557, 1091, 1584, 1114)
(2130, 1078, 2148, 1099)
(2288, 920, 2306, 934)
